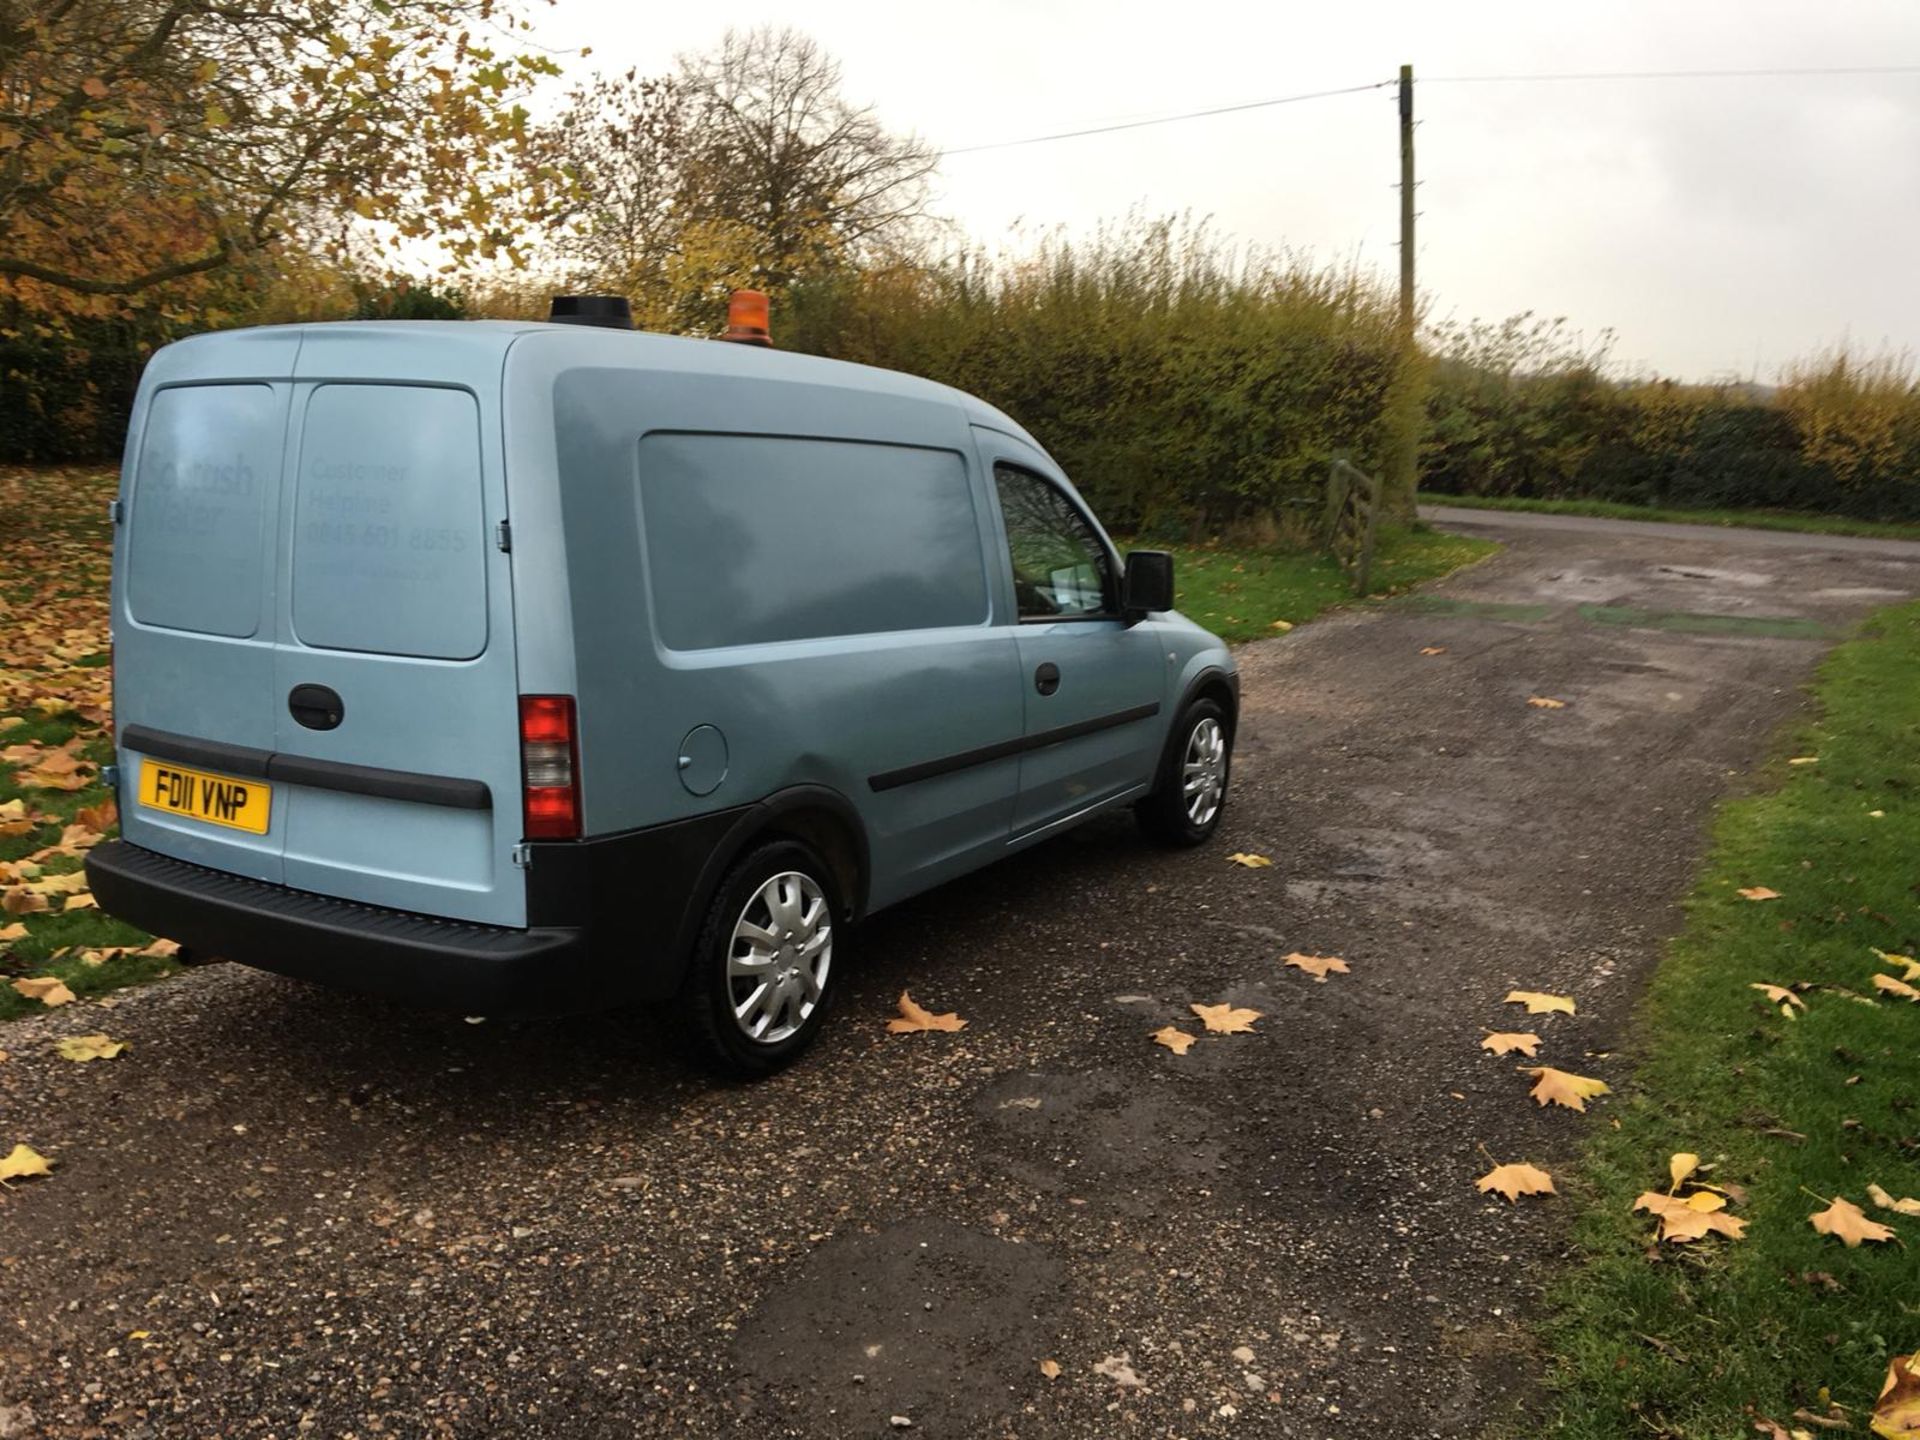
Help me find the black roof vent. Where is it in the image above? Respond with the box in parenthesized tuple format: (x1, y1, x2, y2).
(548, 294, 633, 330)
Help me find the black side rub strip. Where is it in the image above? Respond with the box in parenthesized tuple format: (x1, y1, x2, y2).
(868, 702, 1160, 793)
(121, 724, 492, 811)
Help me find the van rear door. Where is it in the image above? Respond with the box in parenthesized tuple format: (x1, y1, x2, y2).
(269, 328, 525, 927)
(116, 332, 298, 885)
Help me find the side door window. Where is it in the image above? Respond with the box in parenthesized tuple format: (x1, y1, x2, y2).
(993, 464, 1115, 620)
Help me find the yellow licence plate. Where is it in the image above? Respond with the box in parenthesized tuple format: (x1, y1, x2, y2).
(137, 759, 272, 835)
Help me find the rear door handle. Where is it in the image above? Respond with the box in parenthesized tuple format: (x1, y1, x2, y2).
(1034, 662, 1060, 696)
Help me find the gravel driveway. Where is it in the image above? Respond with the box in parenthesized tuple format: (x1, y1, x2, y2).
(5, 510, 1919, 1439)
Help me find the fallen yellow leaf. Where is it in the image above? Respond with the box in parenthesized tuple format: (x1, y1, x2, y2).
(1527, 696, 1567, 709)
(1788, 756, 1819, 765)
(1420, 646, 1447, 656)
(1670, 1152, 1700, 1188)
(11, 975, 74, 1007)
(1039, 1358, 1061, 1380)
(1227, 852, 1273, 869)
(1634, 1190, 1748, 1242)
(1868, 1183, 1920, 1217)
(0, 1143, 53, 1183)
(885, 991, 966, 1034)
(1738, 886, 1781, 901)
(0, 920, 27, 942)
(1151, 1025, 1196, 1055)
(1481, 1031, 1541, 1057)
(2, 888, 48, 916)
(1505, 990, 1576, 1016)
(1751, 982, 1807, 1013)
(1873, 973, 1920, 1003)
(1874, 1350, 1920, 1440)
(1520, 1066, 1612, 1112)
(1873, 949, 1920, 983)
(1282, 952, 1349, 982)
(1683, 1190, 1726, 1212)
(62, 892, 97, 911)
(54, 1033, 125, 1062)
(1476, 1161, 1555, 1202)
(1268, 619, 1293, 632)
(1810, 1196, 1897, 1247)
(1190, 1002, 1261, 1035)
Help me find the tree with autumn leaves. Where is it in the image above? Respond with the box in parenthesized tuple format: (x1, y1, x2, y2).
(0, 0, 562, 326)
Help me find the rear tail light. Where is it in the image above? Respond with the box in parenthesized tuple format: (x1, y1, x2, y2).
(519, 695, 580, 840)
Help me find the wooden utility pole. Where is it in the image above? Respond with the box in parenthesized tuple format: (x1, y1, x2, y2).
(1398, 63, 1415, 332)
(1388, 61, 1418, 515)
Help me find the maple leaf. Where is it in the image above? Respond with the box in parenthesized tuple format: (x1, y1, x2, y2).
(1505, 990, 1576, 1016)
(885, 991, 966, 1034)
(1282, 952, 1349, 982)
(54, 1033, 125, 1062)
(1738, 886, 1781, 901)
(2, 888, 49, 915)
(73, 800, 117, 833)
(1751, 982, 1807, 1014)
(1190, 1002, 1261, 1034)
(1670, 1152, 1701, 1188)
(1151, 1026, 1196, 1055)
(1526, 696, 1567, 709)
(1226, 852, 1273, 868)
(1874, 1350, 1920, 1440)
(1634, 1191, 1748, 1242)
(11, 975, 74, 1007)
(0, 921, 27, 943)
(1476, 1161, 1555, 1202)
(0, 1143, 53, 1183)
(1521, 1066, 1612, 1112)
(1873, 973, 1920, 1003)
(1868, 1183, 1920, 1217)
(1809, 1196, 1897, 1247)
(1481, 1031, 1542, 1057)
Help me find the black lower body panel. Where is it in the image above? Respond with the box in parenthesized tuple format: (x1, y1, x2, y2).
(86, 840, 597, 1015)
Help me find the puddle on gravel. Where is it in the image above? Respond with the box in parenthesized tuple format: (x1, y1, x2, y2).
(732, 1220, 1064, 1437)
(975, 1069, 1228, 1211)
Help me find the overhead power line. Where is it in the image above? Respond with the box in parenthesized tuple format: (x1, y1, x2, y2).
(938, 81, 1391, 157)
(1423, 64, 1920, 83)
(939, 64, 1920, 157)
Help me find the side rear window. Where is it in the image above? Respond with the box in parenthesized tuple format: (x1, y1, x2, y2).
(292, 385, 487, 661)
(128, 383, 277, 638)
(638, 434, 987, 651)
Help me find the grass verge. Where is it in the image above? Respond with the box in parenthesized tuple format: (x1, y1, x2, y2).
(1545, 600, 1920, 1437)
(1421, 491, 1920, 544)
(1, 465, 174, 1022)
(1161, 525, 1500, 645)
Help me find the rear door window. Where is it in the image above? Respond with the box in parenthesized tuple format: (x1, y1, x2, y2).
(292, 385, 487, 660)
(128, 383, 278, 638)
(638, 434, 987, 650)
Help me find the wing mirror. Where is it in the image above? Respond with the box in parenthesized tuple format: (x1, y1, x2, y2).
(1122, 550, 1174, 619)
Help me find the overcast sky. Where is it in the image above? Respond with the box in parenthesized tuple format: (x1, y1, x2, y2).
(527, 0, 1920, 381)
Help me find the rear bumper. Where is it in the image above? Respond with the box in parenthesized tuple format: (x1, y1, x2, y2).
(85, 840, 595, 1014)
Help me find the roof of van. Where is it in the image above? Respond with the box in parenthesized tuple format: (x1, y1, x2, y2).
(151, 319, 1044, 453)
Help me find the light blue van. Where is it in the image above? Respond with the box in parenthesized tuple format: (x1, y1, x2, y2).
(86, 297, 1239, 1073)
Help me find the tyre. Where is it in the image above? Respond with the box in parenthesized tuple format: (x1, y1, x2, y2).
(675, 839, 842, 1077)
(1136, 698, 1231, 847)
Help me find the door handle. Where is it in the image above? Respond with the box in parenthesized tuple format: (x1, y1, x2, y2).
(1034, 662, 1060, 697)
(288, 683, 345, 731)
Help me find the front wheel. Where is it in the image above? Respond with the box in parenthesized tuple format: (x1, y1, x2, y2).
(1136, 699, 1232, 847)
(674, 840, 842, 1077)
